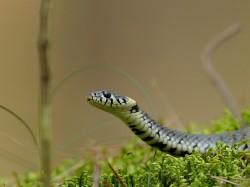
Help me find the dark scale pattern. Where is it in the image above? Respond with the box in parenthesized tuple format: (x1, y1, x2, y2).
(129, 105, 139, 113)
(151, 142, 166, 149)
(142, 136, 154, 141)
(134, 129, 146, 135)
(243, 144, 249, 150)
(129, 125, 136, 128)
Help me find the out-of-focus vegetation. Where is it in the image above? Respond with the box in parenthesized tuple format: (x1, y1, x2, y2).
(6, 109, 249, 187)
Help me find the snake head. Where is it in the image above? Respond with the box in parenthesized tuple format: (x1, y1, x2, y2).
(86, 90, 137, 113)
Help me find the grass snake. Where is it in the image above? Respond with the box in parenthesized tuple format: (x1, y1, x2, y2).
(86, 90, 250, 155)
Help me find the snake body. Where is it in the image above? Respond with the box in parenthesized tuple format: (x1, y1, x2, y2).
(87, 90, 250, 155)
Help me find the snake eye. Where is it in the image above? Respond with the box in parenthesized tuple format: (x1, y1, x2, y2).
(102, 91, 111, 98)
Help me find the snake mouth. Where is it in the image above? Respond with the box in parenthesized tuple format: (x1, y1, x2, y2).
(86, 96, 92, 102)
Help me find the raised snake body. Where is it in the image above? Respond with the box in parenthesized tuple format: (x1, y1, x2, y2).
(87, 90, 250, 155)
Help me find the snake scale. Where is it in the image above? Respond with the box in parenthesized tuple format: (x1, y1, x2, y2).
(87, 90, 250, 156)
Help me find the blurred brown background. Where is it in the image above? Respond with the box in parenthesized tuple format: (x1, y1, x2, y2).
(0, 1, 249, 176)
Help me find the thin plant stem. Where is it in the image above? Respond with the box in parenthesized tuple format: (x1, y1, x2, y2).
(207, 174, 243, 186)
(37, 0, 53, 186)
(50, 64, 157, 118)
(201, 23, 242, 118)
(108, 163, 126, 187)
(0, 105, 39, 152)
(92, 162, 101, 187)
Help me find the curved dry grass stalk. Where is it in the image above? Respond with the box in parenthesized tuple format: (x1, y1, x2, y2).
(201, 23, 242, 118)
(0, 105, 38, 151)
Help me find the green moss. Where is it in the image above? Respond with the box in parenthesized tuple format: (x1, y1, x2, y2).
(242, 109, 250, 125)
(18, 110, 250, 186)
(188, 109, 242, 135)
(55, 141, 249, 187)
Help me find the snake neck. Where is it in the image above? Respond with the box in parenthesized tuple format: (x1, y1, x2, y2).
(115, 104, 188, 155)
(111, 104, 250, 155)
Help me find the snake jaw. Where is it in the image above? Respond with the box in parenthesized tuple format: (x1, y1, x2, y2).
(86, 96, 92, 102)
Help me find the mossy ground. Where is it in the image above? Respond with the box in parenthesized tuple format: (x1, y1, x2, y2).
(6, 109, 250, 186)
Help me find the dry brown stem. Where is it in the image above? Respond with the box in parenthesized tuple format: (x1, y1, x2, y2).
(37, 0, 53, 186)
(201, 23, 242, 118)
